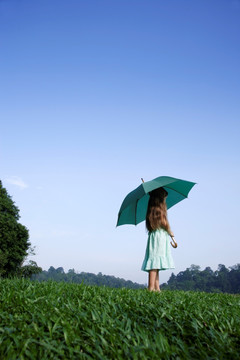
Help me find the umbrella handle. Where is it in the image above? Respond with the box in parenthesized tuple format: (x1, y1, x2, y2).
(170, 236, 178, 248)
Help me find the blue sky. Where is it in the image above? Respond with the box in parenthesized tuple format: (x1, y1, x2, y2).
(0, 0, 240, 284)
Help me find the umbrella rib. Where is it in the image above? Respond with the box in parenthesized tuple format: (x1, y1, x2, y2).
(163, 186, 188, 198)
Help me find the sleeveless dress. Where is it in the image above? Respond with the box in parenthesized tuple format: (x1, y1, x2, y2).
(141, 228, 175, 272)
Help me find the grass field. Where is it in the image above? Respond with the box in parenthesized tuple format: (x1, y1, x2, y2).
(0, 279, 239, 359)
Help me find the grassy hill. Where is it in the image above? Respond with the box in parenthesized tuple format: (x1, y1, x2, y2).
(0, 279, 239, 359)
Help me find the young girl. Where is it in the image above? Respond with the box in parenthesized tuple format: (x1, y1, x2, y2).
(141, 187, 176, 292)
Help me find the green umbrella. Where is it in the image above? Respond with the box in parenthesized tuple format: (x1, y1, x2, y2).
(117, 176, 196, 226)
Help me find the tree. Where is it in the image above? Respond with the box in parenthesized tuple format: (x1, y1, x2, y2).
(214, 264, 230, 293)
(0, 180, 31, 276)
(21, 260, 42, 278)
(0, 249, 8, 276)
(189, 264, 201, 272)
(228, 264, 240, 294)
(56, 267, 64, 274)
(20, 246, 42, 278)
(32, 267, 146, 289)
(162, 263, 240, 294)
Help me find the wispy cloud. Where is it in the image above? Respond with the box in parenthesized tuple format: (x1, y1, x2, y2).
(5, 176, 28, 190)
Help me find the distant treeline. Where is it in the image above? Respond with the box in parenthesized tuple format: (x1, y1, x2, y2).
(161, 264, 240, 294)
(32, 267, 145, 289)
(32, 264, 240, 293)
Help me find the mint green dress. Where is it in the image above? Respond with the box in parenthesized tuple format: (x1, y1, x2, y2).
(141, 228, 175, 272)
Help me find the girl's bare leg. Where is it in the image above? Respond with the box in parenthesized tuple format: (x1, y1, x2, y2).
(148, 270, 158, 291)
(155, 270, 161, 292)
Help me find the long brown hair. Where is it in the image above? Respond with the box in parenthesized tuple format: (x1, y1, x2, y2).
(146, 187, 171, 233)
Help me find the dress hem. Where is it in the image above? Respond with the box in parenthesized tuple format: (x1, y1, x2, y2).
(141, 266, 175, 273)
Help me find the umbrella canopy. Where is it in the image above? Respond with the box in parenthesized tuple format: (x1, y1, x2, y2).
(117, 176, 196, 226)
